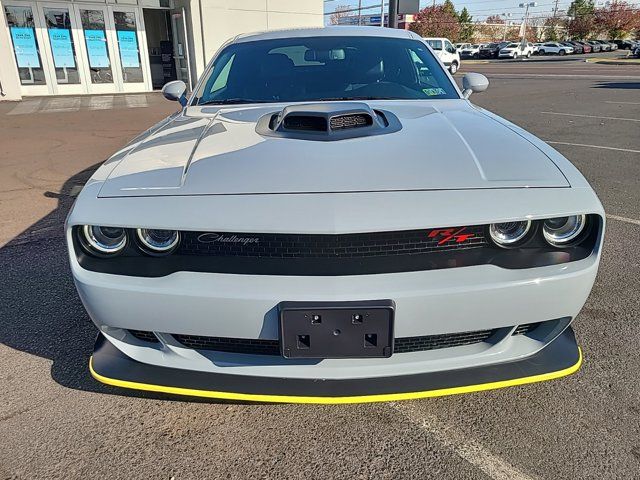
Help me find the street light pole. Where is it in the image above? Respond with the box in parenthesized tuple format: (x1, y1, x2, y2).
(519, 2, 537, 44)
(389, 0, 398, 28)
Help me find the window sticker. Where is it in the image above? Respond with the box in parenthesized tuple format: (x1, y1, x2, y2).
(48, 29, 75, 68)
(10, 27, 40, 68)
(117, 30, 140, 68)
(422, 88, 446, 96)
(85, 30, 110, 68)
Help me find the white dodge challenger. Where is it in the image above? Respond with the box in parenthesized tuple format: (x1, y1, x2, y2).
(67, 27, 604, 403)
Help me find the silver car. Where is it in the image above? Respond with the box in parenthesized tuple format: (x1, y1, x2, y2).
(68, 27, 604, 404)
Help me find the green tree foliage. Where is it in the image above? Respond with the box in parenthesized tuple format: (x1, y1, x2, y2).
(409, 4, 461, 41)
(458, 7, 475, 42)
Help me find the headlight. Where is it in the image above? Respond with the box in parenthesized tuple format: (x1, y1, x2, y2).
(82, 225, 126, 254)
(136, 228, 180, 253)
(543, 215, 586, 246)
(489, 220, 531, 247)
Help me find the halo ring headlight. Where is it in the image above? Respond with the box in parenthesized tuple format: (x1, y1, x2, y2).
(489, 220, 531, 247)
(82, 225, 127, 254)
(543, 215, 586, 246)
(136, 228, 180, 253)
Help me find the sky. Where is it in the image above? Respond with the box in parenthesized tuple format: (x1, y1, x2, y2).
(323, 0, 640, 22)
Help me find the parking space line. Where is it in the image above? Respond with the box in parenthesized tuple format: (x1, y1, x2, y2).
(541, 111, 640, 122)
(607, 214, 640, 226)
(546, 141, 640, 154)
(604, 101, 640, 105)
(391, 402, 537, 480)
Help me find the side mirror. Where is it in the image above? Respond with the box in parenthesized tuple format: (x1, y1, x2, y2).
(162, 80, 187, 107)
(461, 73, 489, 99)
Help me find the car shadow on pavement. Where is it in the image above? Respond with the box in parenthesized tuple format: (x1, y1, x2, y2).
(592, 81, 640, 89)
(0, 163, 237, 404)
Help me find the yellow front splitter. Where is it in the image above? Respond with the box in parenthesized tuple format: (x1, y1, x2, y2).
(89, 329, 582, 404)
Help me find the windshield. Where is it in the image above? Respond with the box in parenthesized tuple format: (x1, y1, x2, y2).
(194, 36, 459, 105)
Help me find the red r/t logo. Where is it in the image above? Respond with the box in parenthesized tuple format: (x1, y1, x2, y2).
(428, 227, 475, 245)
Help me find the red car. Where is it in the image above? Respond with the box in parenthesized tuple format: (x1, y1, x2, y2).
(574, 41, 592, 53)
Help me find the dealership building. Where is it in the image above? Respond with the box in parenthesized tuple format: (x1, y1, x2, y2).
(0, 0, 323, 101)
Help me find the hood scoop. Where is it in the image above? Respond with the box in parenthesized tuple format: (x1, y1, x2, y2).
(256, 102, 401, 141)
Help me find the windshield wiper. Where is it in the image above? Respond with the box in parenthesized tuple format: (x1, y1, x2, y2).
(316, 96, 396, 101)
(199, 98, 273, 105)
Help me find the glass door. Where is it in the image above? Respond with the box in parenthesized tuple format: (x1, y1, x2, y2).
(38, 2, 87, 95)
(74, 3, 119, 94)
(4, 1, 53, 96)
(170, 7, 192, 90)
(109, 6, 152, 93)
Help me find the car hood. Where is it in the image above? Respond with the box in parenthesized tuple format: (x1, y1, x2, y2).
(98, 101, 569, 197)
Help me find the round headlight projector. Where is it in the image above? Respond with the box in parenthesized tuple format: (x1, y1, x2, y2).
(82, 225, 127, 254)
(543, 215, 586, 246)
(489, 220, 531, 247)
(136, 228, 180, 253)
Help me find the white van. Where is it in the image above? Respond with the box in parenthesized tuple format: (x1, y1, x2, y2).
(423, 38, 461, 74)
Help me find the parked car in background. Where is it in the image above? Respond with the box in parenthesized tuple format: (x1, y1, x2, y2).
(562, 41, 583, 54)
(479, 42, 509, 59)
(455, 42, 472, 53)
(460, 44, 482, 59)
(609, 41, 618, 51)
(533, 42, 544, 54)
(614, 39, 638, 50)
(538, 42, 573, 55)
(587, 41, 602, 52)
(498, 42, 533, 59)
(594, 40, 611, 52)
(574, 41, 592, 53)
(423, 37, 461, 74)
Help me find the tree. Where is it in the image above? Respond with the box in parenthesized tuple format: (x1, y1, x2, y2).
(544, 17, 560, 40)
(594, 1, 640, 39)
(566, 0, 595, 39)
(443, 0, 459, 21)
(477, 15, 506, 42)
(329, 5, 351, 25)
(458, 7, 475, 42)
(409, 5, 461, 41)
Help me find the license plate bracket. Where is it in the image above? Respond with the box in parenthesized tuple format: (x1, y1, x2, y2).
(279, 300, 395, 359)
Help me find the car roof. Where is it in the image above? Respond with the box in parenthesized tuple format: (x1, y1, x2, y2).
(233, 26, 419, 44)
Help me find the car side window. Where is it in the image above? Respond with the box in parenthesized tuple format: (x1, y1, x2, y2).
(444, 40, 455, 53)
(427, 40, 442, 50)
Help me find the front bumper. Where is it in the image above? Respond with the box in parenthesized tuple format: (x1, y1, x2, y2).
(90, 327, 582, 404)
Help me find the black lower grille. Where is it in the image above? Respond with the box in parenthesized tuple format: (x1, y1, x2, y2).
(129, 330, 159, 343)
(512, 322, 542, 335)
(172, 328, 498, 356)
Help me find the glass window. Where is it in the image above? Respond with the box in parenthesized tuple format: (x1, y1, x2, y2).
(43, 8, 80, 84)
(80, 9, 113, 84)
(113, 11, 143, 83)
(4, 5, 46, 85)
(195, 36, 459, 105)
(426, 39, 442, 50)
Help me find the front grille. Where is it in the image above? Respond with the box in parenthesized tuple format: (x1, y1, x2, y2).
(172, 328, 498, 356)
(178, 226, 487, 259)
(512, 322, 542, 335)
(393, 329, 497, 353)
(129, 330, 159, 343)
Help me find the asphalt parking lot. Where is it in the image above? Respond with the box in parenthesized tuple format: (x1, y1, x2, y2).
(1, 59, 639, 479)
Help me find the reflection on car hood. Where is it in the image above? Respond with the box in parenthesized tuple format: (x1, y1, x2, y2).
(98, 101, 569, 197)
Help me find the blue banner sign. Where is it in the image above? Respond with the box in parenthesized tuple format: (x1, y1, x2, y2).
(85, 29, 110, 68)
(117, 30, 140, 68)
(48, 29, 75, 68)
(10, 27, 40, 68)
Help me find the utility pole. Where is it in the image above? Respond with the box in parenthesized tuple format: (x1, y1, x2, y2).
(357, 0, 362, 26)
(389, 0, 398, 28)
(380, 0, 385, 26)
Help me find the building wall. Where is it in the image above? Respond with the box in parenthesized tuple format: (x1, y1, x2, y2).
(190, 0, 324, 77)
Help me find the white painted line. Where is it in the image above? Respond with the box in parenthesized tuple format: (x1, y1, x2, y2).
(541, 111, 640, 123)
(484, 73, 640, 79)
(7, 99, 42, 115)
(607, 214, 640, 226)
(391, 402, 537, 480)
(546, 141, 640, 154)
(604, 101, 640, 105)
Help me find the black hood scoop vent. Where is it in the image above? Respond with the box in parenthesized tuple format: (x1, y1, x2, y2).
(256, 102, 401, 141)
